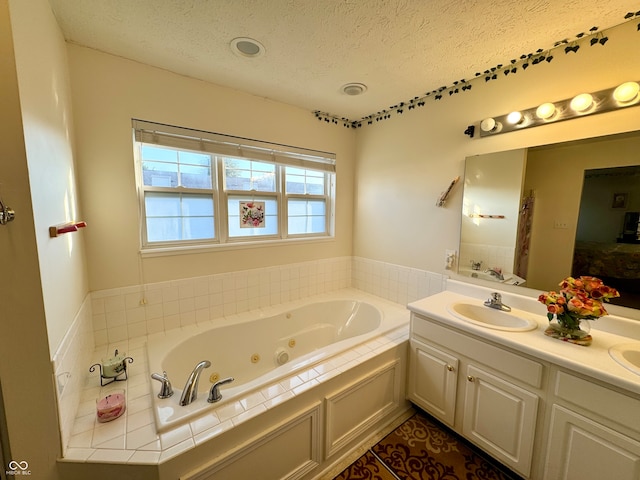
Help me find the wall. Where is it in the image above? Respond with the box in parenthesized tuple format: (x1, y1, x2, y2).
(525, 133, 640, 289)
(66, 46, 356, 292)
(1, 0, 67, 477)
(353, 19, 640, 279)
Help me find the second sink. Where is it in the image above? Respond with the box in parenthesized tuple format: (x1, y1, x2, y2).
(609, 343, 640, 376)
(447, 302, 538, 332)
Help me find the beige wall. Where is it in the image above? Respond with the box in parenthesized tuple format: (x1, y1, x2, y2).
(525, 133, 640, 290)
(1, 0, 65, 477)
(67, 46, 356, 291)
(10, 0, 88, 354)
(353, 19, 640, 279)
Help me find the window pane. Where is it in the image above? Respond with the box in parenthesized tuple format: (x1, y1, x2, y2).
(143, 161, 178, 187)
(288, 199, 326, 235)
(141, 145, 212, 190)
(228, 196, 278, 237)
(145, 192, 214, 242)
(224, 158, 276, 192)
(285, 168, 325, 194)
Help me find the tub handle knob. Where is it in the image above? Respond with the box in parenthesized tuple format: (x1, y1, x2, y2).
(207, 377, 234, 403)
(151, 371, 174, 399)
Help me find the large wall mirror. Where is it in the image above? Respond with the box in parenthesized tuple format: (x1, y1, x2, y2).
(459, 130, 640, 310)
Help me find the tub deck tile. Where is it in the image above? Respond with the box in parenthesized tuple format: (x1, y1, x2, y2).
(231, 403, 267, 426)
(126, 423, 159, 450)
(159, 438, 195, 463)
(262, 390, 294, 410)
(159, 424, 192, 450)
(215, 400, 245, 422)
(193, 419, 234, 446)
(189, 413, 221, 436)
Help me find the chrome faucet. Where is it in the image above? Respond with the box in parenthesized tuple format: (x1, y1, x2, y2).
(484, 268, 504, 281)
(150, 371, 174, 399)
(484, 292, 511, 312)
(179, 360, 211, 406)
(208, 377, 235, 403)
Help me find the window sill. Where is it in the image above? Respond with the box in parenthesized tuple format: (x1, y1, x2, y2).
(139, 236, 336, 258)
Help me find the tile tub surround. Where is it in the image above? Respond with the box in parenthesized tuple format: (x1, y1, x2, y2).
(62, 289, 410, 466)
(89, 257, 445, 346)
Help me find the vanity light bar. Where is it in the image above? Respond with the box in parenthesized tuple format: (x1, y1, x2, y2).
(476, 81, 640, 138)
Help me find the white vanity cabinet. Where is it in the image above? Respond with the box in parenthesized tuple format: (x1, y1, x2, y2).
(543, 369, 640, 480)
(408, 313, 544, 478)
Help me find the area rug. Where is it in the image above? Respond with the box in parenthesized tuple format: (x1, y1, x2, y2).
(334, 412, 520, 480)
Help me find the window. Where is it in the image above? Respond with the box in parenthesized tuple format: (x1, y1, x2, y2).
(134, 120, 335, 250)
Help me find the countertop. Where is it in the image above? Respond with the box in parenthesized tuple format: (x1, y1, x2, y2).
(407, 281, 640, 396)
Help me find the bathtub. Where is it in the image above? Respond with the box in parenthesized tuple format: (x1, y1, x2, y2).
(146, 292, 408, 432)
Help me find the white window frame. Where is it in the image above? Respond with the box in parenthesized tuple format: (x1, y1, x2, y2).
(133, 119, 336, 254)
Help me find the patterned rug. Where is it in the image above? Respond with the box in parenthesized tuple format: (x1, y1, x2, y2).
(334, 412, 521, 480)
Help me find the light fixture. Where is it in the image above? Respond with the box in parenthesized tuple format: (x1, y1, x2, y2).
(473, 81, 640, 138)
(506, 111, 524, 125)
(570, 93, 594, 112)
(480, 118, 500, 132)
(341, 83, 367, 96)
(230, 37, 265, 58)
(536, 102, 556, 120)
(613, 81, 640, 103)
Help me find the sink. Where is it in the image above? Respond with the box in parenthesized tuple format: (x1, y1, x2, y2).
(447, 303, 538, 332)
(609, 343, 640, 375)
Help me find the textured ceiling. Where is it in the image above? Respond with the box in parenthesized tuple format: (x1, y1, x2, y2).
(48, 0, 638, 121)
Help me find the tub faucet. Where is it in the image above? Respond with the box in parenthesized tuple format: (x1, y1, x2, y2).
(208, 377, 235, 403)
(484, 292, 511, 312)
(484, 268, 504, 281)
(179, 360, 211, 406)
(150, 371, 173, 399)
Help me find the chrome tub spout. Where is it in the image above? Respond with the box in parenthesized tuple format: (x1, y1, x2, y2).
(179, 360, 211, 406)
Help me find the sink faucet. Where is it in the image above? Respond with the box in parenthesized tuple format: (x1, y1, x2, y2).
(179, 360, 211, 406)
(484, 268, 504, 281)
(208, 377, 235, 403)
(484, 292, 511, 312)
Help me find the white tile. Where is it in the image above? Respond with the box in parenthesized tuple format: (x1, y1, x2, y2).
(231, 404, 267, 426)
(215, 401, 245, 422)
(239, 391, 266, 410)
(260, 383, 285, 400)
(62, 448, 95, 461)
(88, 448, 135, 463)
(159, 424, 192, 450)
(263, 391, 294, 410)
(189, 413, 221, 435)
(126, 423, 160, 450)
(127, 407, 154, 432)
(159, 438, 195, 463)
(127, 450, 161, 464)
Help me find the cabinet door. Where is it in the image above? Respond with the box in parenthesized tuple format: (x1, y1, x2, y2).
(462, 365, 538, 477)
(408, 340, 458, 426)
(544, 405, 640, 480)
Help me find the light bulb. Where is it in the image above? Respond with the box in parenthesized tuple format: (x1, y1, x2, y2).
(613, 81, 640, 103)
(570, 93, 594, 112)
(536, 102, 556, 119)
(506, 111, 523, 125)
(480, 118, 497, 132)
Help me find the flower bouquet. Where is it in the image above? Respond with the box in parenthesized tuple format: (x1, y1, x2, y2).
(538, 276, 620, 346)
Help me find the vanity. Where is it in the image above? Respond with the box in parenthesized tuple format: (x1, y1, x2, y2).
(407, 280, 640, 480)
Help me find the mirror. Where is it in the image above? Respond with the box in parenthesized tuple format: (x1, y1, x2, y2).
(459, 130, 640, 310)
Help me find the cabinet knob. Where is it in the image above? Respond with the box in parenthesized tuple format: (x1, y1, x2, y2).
(467, 375, 475, 382)
(446, 365, 455, 372)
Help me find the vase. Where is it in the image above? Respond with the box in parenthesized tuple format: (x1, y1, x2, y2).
(544, 316, 592, 346)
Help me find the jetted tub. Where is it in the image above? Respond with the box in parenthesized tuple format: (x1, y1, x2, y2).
(146, 293, 407, 432)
